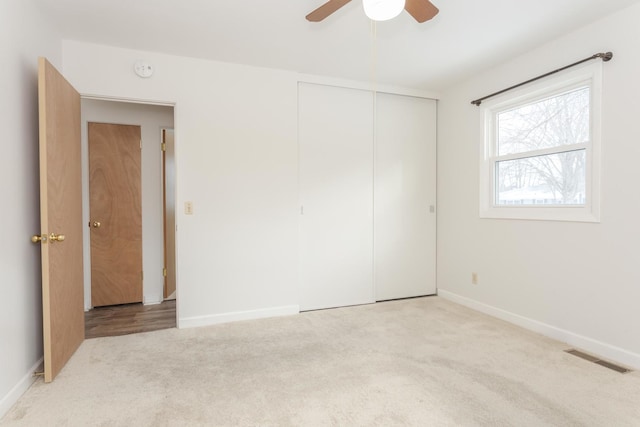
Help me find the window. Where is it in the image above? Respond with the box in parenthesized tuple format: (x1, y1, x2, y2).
(479, 63, 602, 222)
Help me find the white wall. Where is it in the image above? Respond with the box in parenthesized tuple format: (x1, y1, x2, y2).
(0, 0, 61, 418)
(80, 99, 174, 308)
(62, 41, 301, 325)
(437, 2, 640, 368)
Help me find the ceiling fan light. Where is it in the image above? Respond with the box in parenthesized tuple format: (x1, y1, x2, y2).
(363, 0, 405, 21)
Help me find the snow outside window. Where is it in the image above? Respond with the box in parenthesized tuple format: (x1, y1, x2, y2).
(479, 63, 602, 222)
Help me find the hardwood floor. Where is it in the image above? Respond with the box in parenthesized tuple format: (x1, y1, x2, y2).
(85, 300, 176, 339)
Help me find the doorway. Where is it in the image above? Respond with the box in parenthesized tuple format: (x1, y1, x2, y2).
(84, 300, 176, 338)
(80, 99, 176, 337)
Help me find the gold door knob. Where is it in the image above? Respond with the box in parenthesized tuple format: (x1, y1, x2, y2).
(31, 234, 47, 243)
(49, 233, 65, 242)
(92, 221, 101, 228)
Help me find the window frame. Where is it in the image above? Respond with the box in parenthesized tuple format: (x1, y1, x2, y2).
(479, 62, 602, 222)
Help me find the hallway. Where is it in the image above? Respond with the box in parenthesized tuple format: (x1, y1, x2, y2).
(84, 300, 176, 338)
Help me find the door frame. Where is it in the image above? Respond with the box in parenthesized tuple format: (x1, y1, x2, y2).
(79, 95, 179, 322)
(161, 128, 177, 300)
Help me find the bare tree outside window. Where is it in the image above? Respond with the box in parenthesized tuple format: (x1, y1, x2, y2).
(495, 87, 589, 205)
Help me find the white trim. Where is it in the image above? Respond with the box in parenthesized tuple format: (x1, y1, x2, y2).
(495, 143, 587, 163)
(178, 305, 300, 329)
(438, 290, 640, 370)
(0, 358, 43, 420)
(297, 73, 439, 100)
(80, 93, 176, 107)
(478, 62, 602, 223)
(143, 295, 163, 306)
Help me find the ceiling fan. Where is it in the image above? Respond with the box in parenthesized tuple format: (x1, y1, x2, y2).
(306, 0, 439, 23)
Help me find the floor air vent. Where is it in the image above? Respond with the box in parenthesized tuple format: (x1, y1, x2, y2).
(565, 349, 632, 374)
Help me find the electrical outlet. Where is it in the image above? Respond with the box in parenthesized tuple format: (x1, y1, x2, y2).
(184, 201, 193, 215)
(471, 272, 478, 285)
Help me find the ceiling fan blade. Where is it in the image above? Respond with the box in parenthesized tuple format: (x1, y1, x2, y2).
(306, 0, 352, 22)
(405, 0, 439, 23)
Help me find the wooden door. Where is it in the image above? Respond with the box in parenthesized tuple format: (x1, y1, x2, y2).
(298, 83, 375, 311)
(89, 123, 143, 307)
(36, 57, 85, 383)
(162, 128, 177, 299)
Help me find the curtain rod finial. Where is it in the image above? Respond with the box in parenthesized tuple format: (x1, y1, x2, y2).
(596, 52, 613, 62)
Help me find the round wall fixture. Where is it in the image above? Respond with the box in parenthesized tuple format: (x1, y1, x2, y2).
(134, 60, 154, 78)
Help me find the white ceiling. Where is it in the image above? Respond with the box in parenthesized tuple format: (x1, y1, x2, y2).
(34, 0, 640, 91)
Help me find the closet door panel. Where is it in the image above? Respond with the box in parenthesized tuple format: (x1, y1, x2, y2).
(375, 94, 437, 301)
(299, 83, 374, 311)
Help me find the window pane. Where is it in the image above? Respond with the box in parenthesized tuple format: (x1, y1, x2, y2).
(496, 149, 586, 205)
(497, 87, 590, 156)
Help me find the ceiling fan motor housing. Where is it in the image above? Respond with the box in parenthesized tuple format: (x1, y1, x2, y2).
(363, 0, 406, 21)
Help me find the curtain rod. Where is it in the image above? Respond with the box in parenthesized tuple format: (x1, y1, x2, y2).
(470, 51, 613, 106)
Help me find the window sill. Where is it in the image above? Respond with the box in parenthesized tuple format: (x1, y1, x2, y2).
(479, 206, 600, 223)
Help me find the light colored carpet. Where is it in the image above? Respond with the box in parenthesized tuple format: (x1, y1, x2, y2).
(2, 297, 640, 426)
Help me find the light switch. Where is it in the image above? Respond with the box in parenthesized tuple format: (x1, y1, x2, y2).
(184, 201, 193, 215)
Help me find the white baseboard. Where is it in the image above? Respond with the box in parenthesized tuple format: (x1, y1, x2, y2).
(438, 289, 640, 370)
(0, 357, 43, 420)
(143, 295, 163, 306)
(179, 305, 300, 329)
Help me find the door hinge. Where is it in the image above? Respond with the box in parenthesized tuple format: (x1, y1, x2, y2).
(163, 268, 167, 277)
(140, 139, 143, 150)
(161, 142, 166, 152)
(141, 271, 144, 281)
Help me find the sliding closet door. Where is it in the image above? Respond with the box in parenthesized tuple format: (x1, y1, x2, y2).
(298, 83, 375, 311)
(375, 93, 437, 301)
